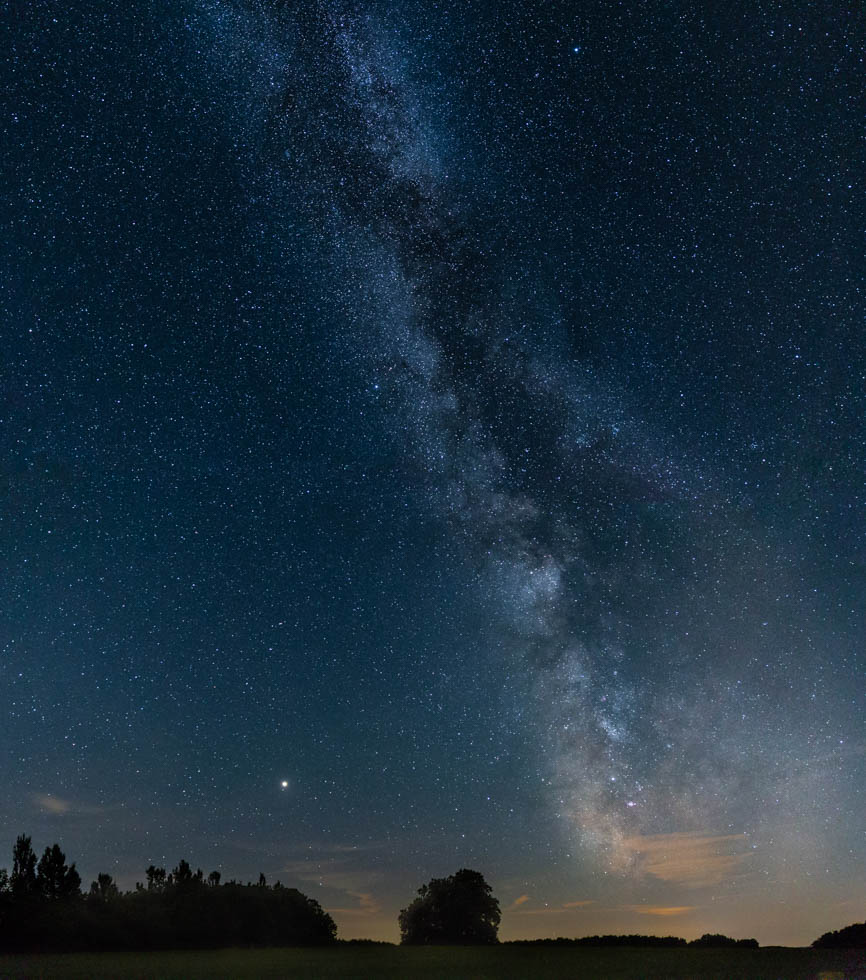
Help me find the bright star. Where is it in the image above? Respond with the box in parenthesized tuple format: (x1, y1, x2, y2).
(280, 780, 289, 789)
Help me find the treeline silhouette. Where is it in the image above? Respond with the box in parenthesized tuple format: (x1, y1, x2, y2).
(812, 921, 866, 949)
(690, 934, 759, 948)
(3, 840, 860, 954)
(508, 935, 688, 947)
(507, 933, 758, 948)
(0, 835, 336, 952)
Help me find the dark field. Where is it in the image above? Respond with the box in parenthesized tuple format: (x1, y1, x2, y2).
(1, 946, 865, 979)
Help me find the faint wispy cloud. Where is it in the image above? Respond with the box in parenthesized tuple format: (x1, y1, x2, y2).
(290, 842, 385, 856)
(229, 838, 385, 858)
(34, 794, 71, 814)
(280, 855, 385, 922)
(32, 793, 103, 816)
(621, 904, 697, 917)
(505, 894, 530, 912)
(281, 861, 382, 895)
(328, 891, 383, 917)
(512, 900, 596, 917)
(623, 832, 751, 887)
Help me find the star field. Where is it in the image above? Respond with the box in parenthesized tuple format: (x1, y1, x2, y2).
(1, 0, 864, 945)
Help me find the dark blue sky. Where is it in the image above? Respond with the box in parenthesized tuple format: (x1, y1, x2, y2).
(2, 0, 863, 943)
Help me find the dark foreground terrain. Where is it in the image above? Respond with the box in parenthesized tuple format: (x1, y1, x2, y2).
(1, 945, 865, 979)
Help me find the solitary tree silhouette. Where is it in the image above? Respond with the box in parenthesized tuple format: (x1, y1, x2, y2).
(399, 869, 500, 945)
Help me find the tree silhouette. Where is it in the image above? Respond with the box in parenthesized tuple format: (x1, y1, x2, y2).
(0, 835, 337, 952)
(36, 844, 81, 899)
(10, 835, 37, 900)
(399, 868, 500, 945)
(813, 921, 866, 948)
(689, 933, 758, 948)
(89, 873, 120, 902)
(145, 865, 167, 891)
(171, 859, 195, 886)
(510, 935, 687, 947)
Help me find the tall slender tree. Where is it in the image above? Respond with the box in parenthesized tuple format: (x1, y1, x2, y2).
(10, 835, 37, 899)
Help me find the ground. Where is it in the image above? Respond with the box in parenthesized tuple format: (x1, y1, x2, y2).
(0, 946, 865, 979)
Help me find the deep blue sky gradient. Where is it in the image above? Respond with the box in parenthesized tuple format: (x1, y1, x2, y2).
(2, 0, 863, 944)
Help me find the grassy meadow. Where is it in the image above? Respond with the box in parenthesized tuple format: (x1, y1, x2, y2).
(1, 945, 865, 979)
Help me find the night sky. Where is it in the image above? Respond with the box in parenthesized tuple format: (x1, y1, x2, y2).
(2, 0, 864, 946)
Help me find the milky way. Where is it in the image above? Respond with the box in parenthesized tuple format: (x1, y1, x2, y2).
(3, 0, 863, 944)
(263, 0, 861, 871)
